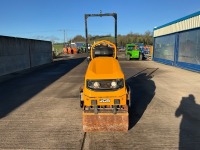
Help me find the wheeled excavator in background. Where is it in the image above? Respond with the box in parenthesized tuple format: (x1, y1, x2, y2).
(80, 13, 130, 132)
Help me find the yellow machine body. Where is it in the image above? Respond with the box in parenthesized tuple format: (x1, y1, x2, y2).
(81, 40, 129, 132)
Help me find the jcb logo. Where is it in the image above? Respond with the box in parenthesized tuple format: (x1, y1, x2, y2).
(99, 99, 110, 103)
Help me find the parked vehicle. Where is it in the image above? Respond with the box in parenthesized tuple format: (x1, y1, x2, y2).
(125, 43, 150, 60)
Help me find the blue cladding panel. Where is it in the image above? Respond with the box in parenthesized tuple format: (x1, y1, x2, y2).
(176, 62, 200, 72)
(153, 57, 174, 66)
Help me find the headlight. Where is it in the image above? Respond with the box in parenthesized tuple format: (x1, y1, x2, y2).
(93, 82, 100, 88)
(87, 80, 100, 89)
(111, 81, 117, 88)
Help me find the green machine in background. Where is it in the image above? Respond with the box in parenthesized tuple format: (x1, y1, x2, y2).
(125, 43, 150, 60)
(125, 43, 142, 60)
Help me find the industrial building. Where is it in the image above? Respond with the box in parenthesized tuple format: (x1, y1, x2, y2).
(153, 11, 200, 72)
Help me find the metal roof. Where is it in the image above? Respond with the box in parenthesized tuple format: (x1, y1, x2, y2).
(154, 11, 200, 30)
(153, 11, 200, 37)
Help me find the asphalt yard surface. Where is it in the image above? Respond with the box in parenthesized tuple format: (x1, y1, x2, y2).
(0, 53, 199, 149)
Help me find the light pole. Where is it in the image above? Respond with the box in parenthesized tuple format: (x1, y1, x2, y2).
(63, 29, 65, 44)
(59, 29, 66, 46)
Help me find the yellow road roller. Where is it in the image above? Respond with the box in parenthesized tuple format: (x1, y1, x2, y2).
(80, 40, 130, 132)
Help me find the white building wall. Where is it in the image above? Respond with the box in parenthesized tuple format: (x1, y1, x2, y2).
(154, 15, 200, 37)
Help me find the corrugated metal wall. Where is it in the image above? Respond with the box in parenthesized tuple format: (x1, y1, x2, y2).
(154, 13, 200, 37)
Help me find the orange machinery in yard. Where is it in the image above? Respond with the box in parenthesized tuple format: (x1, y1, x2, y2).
(63, 43, 77, 54)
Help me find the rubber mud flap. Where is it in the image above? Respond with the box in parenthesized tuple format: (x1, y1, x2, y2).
(83, 112, 129, 132)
